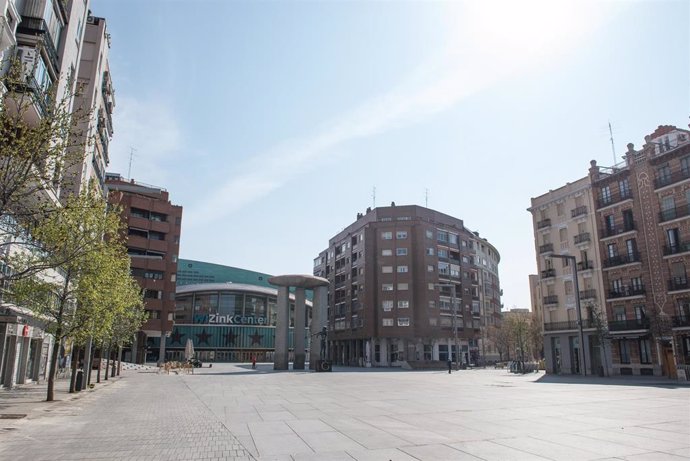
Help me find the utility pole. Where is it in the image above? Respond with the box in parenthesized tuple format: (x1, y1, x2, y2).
(608, 121, 616, 165)
(128, 147, 137, 179)
(372, 186, 376, 209)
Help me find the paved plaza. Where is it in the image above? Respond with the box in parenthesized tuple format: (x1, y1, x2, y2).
(0, 364, 689, 461)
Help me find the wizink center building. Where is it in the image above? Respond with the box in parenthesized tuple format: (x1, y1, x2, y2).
(151, 260, 313, 363)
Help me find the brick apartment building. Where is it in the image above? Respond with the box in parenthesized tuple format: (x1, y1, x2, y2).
(106, 174, 182, 364)
(314, 204, 502, 367)
(530, 123, 690, 378)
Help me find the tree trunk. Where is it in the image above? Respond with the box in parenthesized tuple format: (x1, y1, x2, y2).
(104, 341, 111, 381)
(84, 337, 93, 389)
(69, 347, 80, 393)
(46, 328, 62, 401)
(117, 345, 123, 376)
(96, 343, 102, 383)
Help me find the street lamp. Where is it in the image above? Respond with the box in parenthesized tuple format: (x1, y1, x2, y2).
(436, 282, 459, 370)
(547, 253, 587, 376)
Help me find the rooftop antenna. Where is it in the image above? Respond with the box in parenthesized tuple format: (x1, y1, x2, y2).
(128, 147, 137, 179)
(608, 121, 616, 165)
(372, 186, 376, 209)
(425, 188, 429, 208)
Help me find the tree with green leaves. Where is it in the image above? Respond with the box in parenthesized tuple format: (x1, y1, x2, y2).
(1, 52, 91, 283)
(7, 189, 143, 401)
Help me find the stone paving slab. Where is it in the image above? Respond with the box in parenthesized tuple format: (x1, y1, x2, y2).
(1, 363, 689, 460)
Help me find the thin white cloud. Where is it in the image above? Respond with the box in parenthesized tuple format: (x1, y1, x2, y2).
(186, 1, 608, 226)
(107, 95, 182, 187)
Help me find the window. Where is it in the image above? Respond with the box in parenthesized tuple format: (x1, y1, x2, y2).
(667, 228, 680, 253)
(382, 231, 393, 240)
(427, 265, 434, 272)
(449, 233, 458, 245)
(437, 248, 448, 258)
(438, 262, 449, 275)
(382, 249, 392, 256)
(625, 239, 637, 259)
(396, 231, 407, 239)
(614, 307, 626, 321)
(619, 178, 630, 198)
(382, 284, 393, 291)
(397, 283, 409, 290)
(681, 156, 690, 176)
(396, 248, 408, 256)
(639, 339, 652, 364)
(397, 266, 408, 273)
(623, 209, 634, 231)
(657, 165, 672, 186)
(619, 340, 630, 364)
(426, 230, 433, 238)
(382, 266, 393, 273)
(397, 317, 410, 327)
(559, 228, 567, 242)
(605, 214, 615, 233)
(382, 300, 393, 311)
(428, 300, 436, 308)
(661, 196, 675, 220)
(601, 185, 612, 205)
(557, 203, 564, 216)
(607, 243, 618, 258)
(631, 277, 643, 291)
(426, 247, 434, 256)
(428, 283, 435, 290)
(437, 231, 448, 243)
(382, 318, 394, 327)
(398, 300, 409, 308)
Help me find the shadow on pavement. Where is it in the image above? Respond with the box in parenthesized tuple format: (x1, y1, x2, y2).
(535, 373, 690, 389)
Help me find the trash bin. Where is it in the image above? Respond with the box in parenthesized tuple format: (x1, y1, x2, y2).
(75, 369, 83, 392)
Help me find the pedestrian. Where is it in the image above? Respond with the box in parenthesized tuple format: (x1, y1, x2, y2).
(251, 355, 256, 369)
(447, 359, 452, 374)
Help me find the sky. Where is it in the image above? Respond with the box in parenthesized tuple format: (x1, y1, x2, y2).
(91, 0, 689, 311)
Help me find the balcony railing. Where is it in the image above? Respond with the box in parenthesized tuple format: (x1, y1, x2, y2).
(571, 206, 588, 218)
(654, 169, 690, 189)
(543, 295, 559, 305)
(601, 223, 636, 238)
(664, 241, 690, 256)
(608, 319, 650, 331)
(539, 243, 554, 254)
(597, 191, 633, 209)
(672, 316, 690, 327)
(577, 260, 594, 271)
(541, 268, 556, 279)
(608, 286, 645, 299)
(574, 232, 591, 245)
(669, 277, 689, 292)
(659, 205, 690, 223)
(579, 289, 597, 300)
(544, 319, 593, 331)
(537, 218, 551, 229)
(603, 252, 641, 268)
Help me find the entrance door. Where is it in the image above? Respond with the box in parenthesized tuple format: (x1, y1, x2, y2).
(662, 342, 677, 379)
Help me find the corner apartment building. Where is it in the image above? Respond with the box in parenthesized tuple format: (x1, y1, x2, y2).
(0, 0, 100, 388)
(588, 125, 690, 377)
(530, 123, 690, 378)
(314, 204, 502, 367)
(528, 176, 609, 375)
(105, 174, 183, 364)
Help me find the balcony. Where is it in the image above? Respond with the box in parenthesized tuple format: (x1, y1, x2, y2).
(543, 295, 558, 306)
(608, 319, 650, 331)
(601, 223, 636, 238)
(654, 169, 690, 189)
(579, 289, 597, 300)
(669, 277, 689, 292)
(663, 241, 690, 256)
(659, 205, 690, 223)
(571, 206, 588, 218)
(574, 233, 591, 245)
(597, 191, 633, 209)
(603, 252, 641, 268)
(16, 17, 60, 71)
(539, 243, 554, 254)
(541, 268, 556, 279)
(672, 316, 690, 328)
(537, 218, 551, 229)
(577, 260, 594, 271)
(544, 319, 593, 332)
(608, 286, 645, 299)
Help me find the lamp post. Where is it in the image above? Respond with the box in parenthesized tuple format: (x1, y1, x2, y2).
(547, 253, 587, 376)
(436, 282, 459, 370)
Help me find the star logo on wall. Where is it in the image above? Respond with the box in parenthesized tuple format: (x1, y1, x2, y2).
(170, 329, 185, 345)
(249, 330, 263, 346)
(196, 329, 212, 346)
(223, 330, 238, 346)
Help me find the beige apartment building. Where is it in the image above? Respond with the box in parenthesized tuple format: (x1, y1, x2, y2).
(529, 176, 610, 375)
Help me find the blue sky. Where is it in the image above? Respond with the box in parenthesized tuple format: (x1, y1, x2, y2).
(92, 0, 689, 310)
